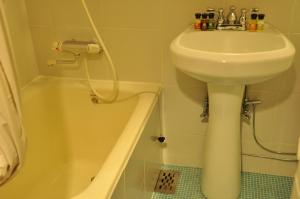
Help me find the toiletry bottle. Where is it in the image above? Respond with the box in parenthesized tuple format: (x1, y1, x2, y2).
(257, 14, 265, 31)
(208, 13, 216, 30)
(248, 13, 257, 32)
(201, 13, 208, 31)
(194, 13, 202, 30)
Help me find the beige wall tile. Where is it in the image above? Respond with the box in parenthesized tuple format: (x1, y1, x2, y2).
(242, 154, 296, 176)
(99, 28, 163, 82)
(164, 85, 207, 136)
(164, 133, 206, 168)
(276, 93, 300, 144)
(25, 0, 54, 27)
(50, 0, 100, 28)
(30, 27, 60, 76)
(100, 0, 162, 29)
(290, 0, 300, 33)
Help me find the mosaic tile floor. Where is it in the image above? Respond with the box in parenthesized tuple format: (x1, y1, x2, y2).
(152, 165, 293, 199)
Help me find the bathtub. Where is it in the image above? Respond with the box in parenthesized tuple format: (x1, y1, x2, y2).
(0, 76, 161, 199)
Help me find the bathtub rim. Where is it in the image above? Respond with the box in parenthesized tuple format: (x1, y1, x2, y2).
(21, 76, 161, 199)
(21, 75, 161, 94)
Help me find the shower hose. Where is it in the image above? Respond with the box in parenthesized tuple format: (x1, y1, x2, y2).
(243, 103, 298, 162)
(81, 0, 157, 103)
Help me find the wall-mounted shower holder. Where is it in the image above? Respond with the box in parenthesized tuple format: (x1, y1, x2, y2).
(47, 39, 102, 67)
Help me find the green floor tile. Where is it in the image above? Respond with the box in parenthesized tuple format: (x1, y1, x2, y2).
(152, 165, 293, 199)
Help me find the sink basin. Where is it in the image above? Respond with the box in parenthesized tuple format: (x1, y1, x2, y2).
(170, 24, 295, 84)
(170, 24, 296, 199)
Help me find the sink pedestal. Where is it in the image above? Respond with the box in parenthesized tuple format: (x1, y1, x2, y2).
(201, 83, 245, 199)
(170, 24, 295, 199)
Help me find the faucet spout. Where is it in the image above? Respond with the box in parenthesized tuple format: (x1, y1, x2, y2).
(227, 6, 237, 24)
(216, 6, 247, 31)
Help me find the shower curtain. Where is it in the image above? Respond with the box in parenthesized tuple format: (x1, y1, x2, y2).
(0, 0, 26, 185)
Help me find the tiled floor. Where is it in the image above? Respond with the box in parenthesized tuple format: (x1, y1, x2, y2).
(152, 165, 293, 199)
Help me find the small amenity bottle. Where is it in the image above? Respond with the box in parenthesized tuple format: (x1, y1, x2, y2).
(257, 14, 265, 31)
(248, 13, 257, 32)
(201, 13, 208, 31)
(208, 13, 216, 30)
(194, 13, 202, 30)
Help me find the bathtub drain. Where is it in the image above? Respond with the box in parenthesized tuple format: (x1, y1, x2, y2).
(154, 170, 180, 194)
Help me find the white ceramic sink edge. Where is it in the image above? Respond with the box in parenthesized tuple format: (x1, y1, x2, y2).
(170, 24, 295, 85)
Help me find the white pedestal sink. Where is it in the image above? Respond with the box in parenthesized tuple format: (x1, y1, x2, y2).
(170, 24, 295, 199)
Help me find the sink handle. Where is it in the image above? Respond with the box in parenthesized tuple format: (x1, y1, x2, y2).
(206, 8, 215, 12)
(239, 8, 247, 28)
(251, 8, 259, 13)
(217, 8, 225, 26)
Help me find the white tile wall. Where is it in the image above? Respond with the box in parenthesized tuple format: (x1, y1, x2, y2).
(164, 133, 206, 168)
(100, 0, 163, 29)
(25, 0, 54, 27)
(23, 0, 300, 176)
(289, 0, 300, 34)
(99, 28, 163, 82)
(25, 0, 163, 82)
(3, 0, 39, 87)
(163, 84, 207, 136)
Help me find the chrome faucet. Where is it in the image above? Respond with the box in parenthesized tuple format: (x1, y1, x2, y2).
(217, 8, 225, 27)
(216, 6, 249, 31)
(227, 6, 237, 24)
